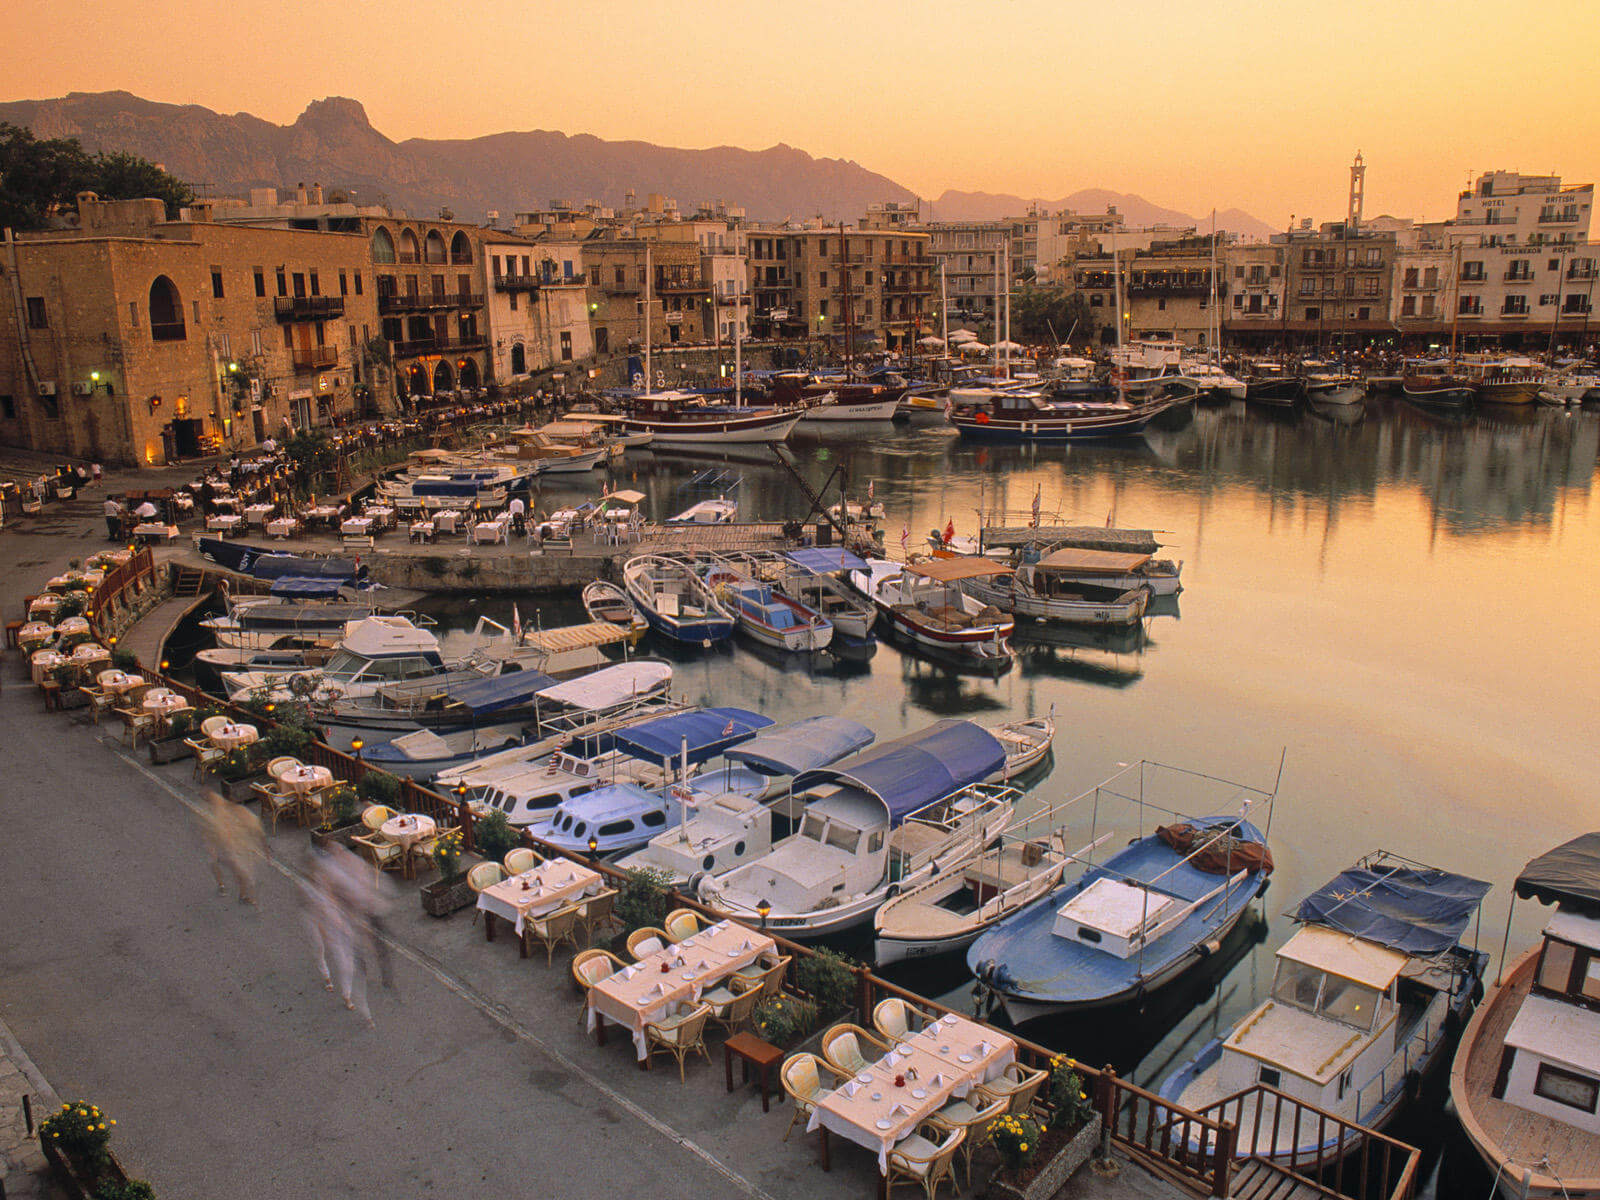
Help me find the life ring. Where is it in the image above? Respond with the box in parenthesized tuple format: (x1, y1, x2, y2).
(974, 411, 990, 424)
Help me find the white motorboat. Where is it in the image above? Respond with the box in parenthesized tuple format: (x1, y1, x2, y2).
(732, 548, 877, 643)
(696, 721, 1014, 937)
(959, 557, 1150, 627)
(622, 554, 736, 644)
(667, 497, 737, 524)
(849, 557, 1014, 664)
(1017, 545, 1182, 596)
(222, 614, 453, 701)
(1303, 372, 1366, 406)
(700, 559, 833, 652)
(800, 391, 903, 422)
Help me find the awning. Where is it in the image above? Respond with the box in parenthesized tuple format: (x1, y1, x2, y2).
(1516, 833, 1600, 916)
(793, 719, 1005, 825)
(440, 670, 559, 715)
(1038, 548, 1152, 574)
(604, 489, 647, 504)
(787, 547, 870, 574)
(536, 662, 672, 710)
(269, 576, 346, 600)
(611, 706, 773, 766)
(1277, 926, 1409, 990)
(724, 716, 876, 777)
(903, 556, 1011, 582)
(1294, 862, 1492, 956)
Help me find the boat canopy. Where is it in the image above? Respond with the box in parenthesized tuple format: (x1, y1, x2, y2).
(612, 706, 773, 766)
(1037, 548, 1152, 574)
(1294, 861, 1492, 956)
(792, 719, 1005, 826)
(724, 716, 876, 777)
(1277, 926, 1409, 990)
(903, 556, 1011, 582)
(536, 662, 672, 711)
(1515, 833, 1600, 916)
(786, 547, 870, 574)
(268, 576, 347, 600)
(603, 489, 647, 505)
(440, 670, 559, 715)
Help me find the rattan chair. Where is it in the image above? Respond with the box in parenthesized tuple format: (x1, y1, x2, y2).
(251, 780, 300, 833)
(779, 1052, 845, 1142)
(643, 1001, 711, 1082)
(734, 953, 791, 1001)
(820, 1023, 891, 1077)
(933, 1090, 1008, 1186)
(626, 926, 670, 961)
(503, 846, 541, 875)
(359, 804, 397, 830)
(576, 887, 619, 945)
(265, 756, 300, 779)
(872, 997, 931, 1044)
(467, 861, 505, 925)
(701, 975, 763, 1038)
(977, 1062, 1049, 1117)
(187, 734, 227, 780)
(571, 947, 625, 1018)
(522, 902, 583, 965)
(663, 907, 702, 943)
(885, 1121, 964, 1200)
(350, 830, 404, 881)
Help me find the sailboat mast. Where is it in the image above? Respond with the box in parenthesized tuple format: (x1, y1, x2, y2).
(735, 295, 743, 407)
(1448, 242, 1462, 368)
(992, 237, 1001, 377)
(1112, 234, 1126, 404)
(644, 240, 653, 397)
(1004, 239, 1012, 379)
(940, 259, 949, 348)
(1209, 210, 1218, 367)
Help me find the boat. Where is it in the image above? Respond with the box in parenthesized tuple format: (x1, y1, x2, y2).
(849, 557, 1014, 664)
(874, 831, 1078, 966)
(986, 713, 1055, 780)
(696, 720, 1016, 937)
(1162, 851, 1491, 1167)
(1017, 545, 1182, 597)
(946, 387, 1184, 441)
(615, 716, 878, 887)
(772, 549, 878, 643)
(191, 633, 336, 693)
(1244, 369, 1302, 406)
(970, 762, 1276, 1021)
(199, 577, 387, 650)
(696, 558, 833, 653)
(221, 613, 454, 700)
(1451, 833, 1600, 1198)
(1401, 370, 1475, 408)
(1180, 362, 1248, 401)
(667, 497, 737, 524)
(827, 498, 886, 524)
(582, 581, 647, 640)
(608, 391, 803, 445)
(555, 411, 655, 449)
(798, 388, 903, 422)
(1303, 372, 1366, 406)
(622, 554, 736, 644)
(376, 454, 536, 509)
(1538, 369, 1600, 405)
(954, 556, 1150, 628)
(1469, 357, 1543, 405)
(500, 427, 608, 473)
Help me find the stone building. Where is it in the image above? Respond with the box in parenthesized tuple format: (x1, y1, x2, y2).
(0, 194, 382, 466)
(483, 237, 595, 381)
(745, 228, 933, 350)
(1274, 220, 1399, 347)
(1071, 235, 1222, 346)
(1220, 242, 1286, 341)
(580, 236, 707, 361)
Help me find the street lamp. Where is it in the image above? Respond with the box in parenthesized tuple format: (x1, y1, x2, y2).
(350, 737, 364, 761)
(587, 834, 599, 856)
(757, 898, 771, 931)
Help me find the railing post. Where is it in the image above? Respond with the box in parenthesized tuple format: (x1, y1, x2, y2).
(1096, 1064, 1116, 1159)
(853, 965, 872, 1024)
(1210, 1120, 1236, 1198)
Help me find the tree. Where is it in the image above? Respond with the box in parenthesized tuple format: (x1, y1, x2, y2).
(1011, 284, 1097, 347)
(0, 123, 192, 231)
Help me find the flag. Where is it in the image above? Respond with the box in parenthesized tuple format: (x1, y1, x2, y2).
(1031, 487, 1041, 528)
(867, 480, 874, 501)
(943, 520, 956, 545)
(722, 719, 736, 736)
(513, 603, 523, 642)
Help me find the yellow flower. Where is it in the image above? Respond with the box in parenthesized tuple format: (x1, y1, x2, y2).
(1020, 1143, 1029, 1152)
(1079, 1091, 1087, 1100)
(109, 1120, 116, 1126)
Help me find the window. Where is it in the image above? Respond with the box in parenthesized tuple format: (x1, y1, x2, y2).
(1401, 296, 1416, 316)
(309, 270, 321, 297)
(819, 271, 828, 288)
(1504, 295, 1529, 315)
(253, 268, 266, 298)
(560, 332, 572, 361)
(25, 297, 47, 329)
(339, 270, 349, 296)
(0, 395, 14, 420)
(594, 328, 608, 354)
(353, 273, 362, 296)
(1539, 939, 1578, 993)
(1304, 306, 1320, 321)
(614, 267, 625, 286)
(275, 268, 287, 297)
(1234, 266, 1244, 279)
(1540, 294, 1558, 307)
(1534, 1063, 1600, 1113)
(251, 329, 263, 355)
(1403, 268, 1419, 288)
(509, 291, 517, 311)
(210, 268, 224, 299)
(148, 276, 186, 341)
(597, 820, 634, 838)
(1258, 1067, 1282, 1088)
(641, 811, 666, 828)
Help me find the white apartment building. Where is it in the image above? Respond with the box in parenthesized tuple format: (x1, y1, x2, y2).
(483, 238, 593, 377)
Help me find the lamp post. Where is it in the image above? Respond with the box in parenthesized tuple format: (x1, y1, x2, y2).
(757, 898, 771, 932)
(587, 834, 599, 858)
(350, 737, 364, 762)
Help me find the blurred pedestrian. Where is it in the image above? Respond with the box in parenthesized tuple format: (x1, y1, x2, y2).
(201, 791, 265, 904)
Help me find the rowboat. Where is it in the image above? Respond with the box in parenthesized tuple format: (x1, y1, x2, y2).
(986, 713, 1055, 780)
(581, 581, 647, 640)
(622, 554, 736, 644)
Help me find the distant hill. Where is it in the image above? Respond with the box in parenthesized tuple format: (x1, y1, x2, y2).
(0, 91, 1278, 237)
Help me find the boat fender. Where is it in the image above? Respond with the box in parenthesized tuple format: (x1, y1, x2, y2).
(686, 871, 707, 896)
(1404, 1070, 1422, 1102)
(1197, 938, 1222, 958)
(886, 883, 901, 899)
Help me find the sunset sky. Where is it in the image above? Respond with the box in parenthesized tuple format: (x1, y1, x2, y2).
(11, 0, 1600, 225)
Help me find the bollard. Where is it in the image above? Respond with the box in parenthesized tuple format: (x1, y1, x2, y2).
(21, 1092, 31, 1135)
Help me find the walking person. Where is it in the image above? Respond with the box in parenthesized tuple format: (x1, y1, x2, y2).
(103, 495, 124, 540)
(201, 791, 265, 904)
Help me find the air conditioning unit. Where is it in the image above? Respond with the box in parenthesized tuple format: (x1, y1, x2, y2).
(71, 381, 93, 396)
(36, 381, 57, 397)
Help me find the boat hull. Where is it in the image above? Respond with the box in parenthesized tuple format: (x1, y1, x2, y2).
(1474, 381, 1541, 405)
(1304, 383, 1365, 406)
(948, 400, 1178, 441)
(800, 396, 902, 422)
(1245, 379, 1301, 405)
(613, 409, 802, 444)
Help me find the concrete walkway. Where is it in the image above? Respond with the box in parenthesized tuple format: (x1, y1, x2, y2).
(0, 1014, 63, 1199)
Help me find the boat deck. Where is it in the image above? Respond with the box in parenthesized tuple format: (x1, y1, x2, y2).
(1456, 950, 1600, 1188)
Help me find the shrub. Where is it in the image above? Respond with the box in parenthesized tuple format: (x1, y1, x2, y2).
(357, 771, 400, 807)
(94, 1182, 156, 1200)
(322, 784, 359, 829)
(991, 1113, 1043, 1176)
(794, 946, 858, 1020)
(615, 867, 675, 933)
(55, 593, 86, 620)
(472, 809, 520, 864)
(433, 827, 466, 880)
(262, 723, 313, 758)
(211, 748, 259, 782)
(1047, 1054, 1097, 1132)
(751, 993, 817, 1047)
(164, 709, 196, 739)
(41, 1100, 114, 1173)
(110, 649, 140, 673)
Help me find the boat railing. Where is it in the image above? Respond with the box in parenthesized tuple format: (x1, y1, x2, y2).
(1350, 1007, 1444, 1132)
(1188, 1083, 1419, 1200)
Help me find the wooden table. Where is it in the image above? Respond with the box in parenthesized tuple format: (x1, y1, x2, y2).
(724, 1032, 785, 1113)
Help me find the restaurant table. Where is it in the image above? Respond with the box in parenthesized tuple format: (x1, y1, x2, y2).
(142, 691, 190, 714)
(18, 621, 55, 649)
(97, 671, 145, 695)
(54, 617, 90, 638)
(266, 517, 298, 539)
(471, 519, 507, 545)
(210, 722, 259, 751)
(341, 517, 373, 537)
(588, 921, 776, 1060)
(433, 510, 461, 534)
(30, 650, 65, 686)
(366, 505, 395, 528)
(477, 860, 603, 944)
(133, 523, 178, 541)
(27, 596, 62, 618)
(408, 521, 436, 543)
(381, 813, 438, 878)
(807, 1013, 1016, 1171)
(280, 764, 333, 795)
(245, 504, 275, 526)
(72, 645, 111, 667)
(303, 505, 340, 527)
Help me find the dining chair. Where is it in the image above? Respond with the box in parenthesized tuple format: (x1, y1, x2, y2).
(570, 946, 624, 1019)
(251, 781, 301, 834)
(778, 1053, 845, 1143)
(503, 846, 541, 875)
(522, 902, 583, 966)
(977, 1062, 1049, 1117)
(359, 804, 396, 831)
(663, 907, 702, 943)
(820, 1023, 891, 1077)
(200, 715, 231, 739)
(933, 1089, 1008, 1186)
(885, 1121, 964, 1200)
(85, 687, 119, 727)
(643, 1002, 711, 1082)
(265, 756, 300, 779)
(576, 888, 619, 946)
(701, 976, 763, 1038)
(626, 926, 671, 961)
(735, 954, 791, 1002)
(872, 997, 930, 1044)
(467, 862, 505, 925)
(350, 830, 405, 882)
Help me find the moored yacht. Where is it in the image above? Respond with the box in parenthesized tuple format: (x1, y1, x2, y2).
(850, 557, 1013, 665)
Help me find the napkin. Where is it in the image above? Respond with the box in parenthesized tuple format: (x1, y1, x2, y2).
(739, 938, 753, 951)
(695, 959, 710, 971)
(931, 1073, 949, 1088)
(842, 1081, 860, 1098)
(647, 982, 666, 998)
(620, 966, 639, 980)
(890, 1103, 910, 1118)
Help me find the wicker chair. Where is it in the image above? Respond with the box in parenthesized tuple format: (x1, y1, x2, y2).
(503, 846, 541, 875)
(467, 861, 505, 925)
(933, 1090, 1008, 1186)
(187, 734, 227, 780)
(626, 926, 670, 961)
(265, 756, 300, 779)
(576, 888, 619, 945)
(251, 780, 301, 833)
(200, 715, 231, 739)
(571, 947, 625, 1009)
(86, 687, 120, 726)
(779, 1053, 845, 1143)
(116, 706, 157, 747)
(734, 954, 791, 1002)
(820, 1023, 891, 1077)
(663, 907, 702, 943)
(359, 804, 397, 830)
(977, 1062, 1049, 1117)
(522, 902, 584, 965)
(885, 1121, 964, 1200)
(701, 975, 763, 1038)
(350, 830, 404, 881)
(872, 997, 930, 1044)
(643, 1002, 711, 1082)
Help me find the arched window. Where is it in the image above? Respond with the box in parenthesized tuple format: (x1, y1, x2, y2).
(449, 231, 472, 265)
(424, 231, 447, 265)
(399, 229, 420, 264)
(371, 227, 396, 264)
(149, 276, 186, 341)
(457, 358, 479, 390)
(432, 359, 455, 393)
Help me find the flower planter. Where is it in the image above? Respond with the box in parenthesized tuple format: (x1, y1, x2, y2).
(58, 687, 90, 711)
(42, 1139, 128, 1200)
(988, 1114, 1103, 1200)
(311, 821, 362, 850)
(218, 774, 264, 803)
(421, 872, 476, 917)
(148, 735, 194, 764)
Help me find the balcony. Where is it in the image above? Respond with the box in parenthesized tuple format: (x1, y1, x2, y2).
(655, 276, 706, 294)
(1503, 271, 1534, 283)
(378, 291, 483, 314)
(150, 322, 187, 342)
(450, 251, 473, 265)
(391, 334, 487, 358)
(291, 346, 339, 372)
(1540, 211, 1580, 224)
(602, 280, 641, 296)
(397, 252, 420, 264)
(1567, 267, 1597, 281)
(274, 295, 345, 321)
(494, 274, 542, 293)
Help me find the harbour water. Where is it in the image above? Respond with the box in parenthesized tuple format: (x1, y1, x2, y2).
(360, 397, 1594, 1190)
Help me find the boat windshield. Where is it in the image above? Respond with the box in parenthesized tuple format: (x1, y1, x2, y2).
(1271, 960, 1381, 1031)
(322, 650, 366, 680)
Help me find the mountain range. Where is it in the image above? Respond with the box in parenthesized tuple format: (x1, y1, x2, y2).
(0, 90, 1275, 238)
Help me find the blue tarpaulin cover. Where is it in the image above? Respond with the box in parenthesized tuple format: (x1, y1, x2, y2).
(792, 719, 1004, 825)
(724, 716, 876, 776)
(612, 707, 773, 766)
(1295, 862, 1492, 956)
(268, 576, 346, 599)
(197, 538, 364, 581)
(786, 547, 870, 574)
(440, 670, 559, 715)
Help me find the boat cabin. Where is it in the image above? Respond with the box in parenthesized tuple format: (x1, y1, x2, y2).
(623, 789, 775, 883)
(1050, 876, 1189, 959)
(463, 749, 673, 827)
(530, 781, 682, 854)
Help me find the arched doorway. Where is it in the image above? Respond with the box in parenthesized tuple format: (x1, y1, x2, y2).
(510, 343, 527, 375)
(371, 227, 396, 264)
(399, 229, 420, 263)
(432, 359, 455, 394)
(424, 231, 447, 265)
(449, 231, 472, 264)
(408, 364, 430, 396)
(457, 359, 480, 390)
(148, 276, 186, 341)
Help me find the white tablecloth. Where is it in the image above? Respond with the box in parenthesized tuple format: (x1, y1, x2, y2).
(434, 511, 460, 534)
(143, 692, 190, 713)
(280, 765, 333, 795)
(477, 861, 602, 934)
(245, 504, 275, 525)
(341, 518, 373, 536)
(207, 514, 242, 532)
(266, 518, 297, 538)
(380, 813, 436, 850)
(471, 520, 507, 545)
(98, 671, 144, 694)
(211, 723, 259, 751)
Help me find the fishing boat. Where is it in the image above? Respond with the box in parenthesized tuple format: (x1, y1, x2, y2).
(874, 832, 1078, 966)
(1162, 851, 1491, 1167)
(1017, 545, 1182, 596)
(622, 554, 736, 644)
(696, 720, 1015, 937)
(608, 391, 803, 445)
(1469, 357, 1543, 405)
(1244, 369, 1302, 406)
(946, 388, 1183, 441)
(500, 427, 608, 473)
(707, 571, 834, 653)
(376, 455, 536, 508)
(827, 498, 886, 523)
(1401, 369, 1475, 408)
(191, 633, 336, 693)
(582, 581, 647, 640)
(199, 577, 386, 650)
(955, 556, 1150, 628)
(1303, 372, 1366, 406)
(986, 713, 1056, 780)
(799, 388, 903, 422)
(759, 549, 878, 642)
(850, 557, 1014, 664)
(667, 497, 738, 524)
(1451, 833, 1600, 1198)
(615, 716, 877, 886)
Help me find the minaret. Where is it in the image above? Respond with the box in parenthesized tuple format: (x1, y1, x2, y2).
(1348, 152, 1366, 231)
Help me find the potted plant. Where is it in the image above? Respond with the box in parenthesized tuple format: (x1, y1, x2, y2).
(311, 783, 362, 849)
(147, 708, 197, 764)
(793, 946, 859, 1023)
(471, 809, 520, 867)
(987, 1056, 1104, 1200)
(110, 648, 141, 673)
(50, 660, 91, 710)
(210, 746, 265, 802)
(750, 993, 818, 1051)
(39, 1100, 131, 1200)
(420, 827, 477, 917)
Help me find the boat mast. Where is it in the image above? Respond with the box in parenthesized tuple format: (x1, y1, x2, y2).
(1448, 241, 1462, 370)
(1209, 210, 1219, 369)
(992, 238, 1001, 377)
(734, 292, 743, 408)
(1547, 246, 1568, 364)
(1004, 239, 1012, 379)
(644, 240, 653, 397)
(940, 259, 949, 351)
(840, 221, 854, 365)
(1112, 233, 1126, 404)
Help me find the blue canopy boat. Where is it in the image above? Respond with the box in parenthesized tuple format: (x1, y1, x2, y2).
(970, 815, 1273, 1022)
(1159, 851, 1490, 1167)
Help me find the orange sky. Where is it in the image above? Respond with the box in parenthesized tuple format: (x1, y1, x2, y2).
(11, 0, 1600, 224)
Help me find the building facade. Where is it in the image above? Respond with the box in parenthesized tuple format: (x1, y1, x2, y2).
(745, 228, 933, 350)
